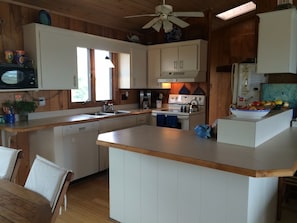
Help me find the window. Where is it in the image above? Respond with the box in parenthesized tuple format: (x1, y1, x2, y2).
(71, 47, 113, 105)
(94, 50, 112, 101)
(71, 47, 90, 103)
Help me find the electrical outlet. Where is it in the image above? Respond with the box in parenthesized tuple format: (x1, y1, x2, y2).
(39, 97, 46, 106)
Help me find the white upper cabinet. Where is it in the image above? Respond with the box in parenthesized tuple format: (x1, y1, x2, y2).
(257, 8, 297, 74)
(23, 23, 78, 90)
(160, 40, 207, 76)
(161, 44, 198, 73)
(118, 44, 147, 89)
(130, 45, 147, 88)
(148, 40, 207, 84)
(148, 47, 162, 88)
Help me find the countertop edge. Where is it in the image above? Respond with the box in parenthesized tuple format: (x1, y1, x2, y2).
(0, 109, 151, 133)
(96, 126, 297, 178)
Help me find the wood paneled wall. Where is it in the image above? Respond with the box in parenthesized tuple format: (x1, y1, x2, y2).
(207, 0, 297, 124)
(1, 1, 296, 123)
(0, 2, 137, 113)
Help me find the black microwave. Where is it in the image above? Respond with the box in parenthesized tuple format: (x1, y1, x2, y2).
(0, 65, 37, 89)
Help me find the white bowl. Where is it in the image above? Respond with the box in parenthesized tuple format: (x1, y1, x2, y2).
(230, 108, 270, 119)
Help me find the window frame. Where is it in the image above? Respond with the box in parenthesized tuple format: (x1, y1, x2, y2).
(68, 50, 119, 109)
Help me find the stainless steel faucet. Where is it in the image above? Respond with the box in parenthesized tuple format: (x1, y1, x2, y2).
(103, 102, 114, 112)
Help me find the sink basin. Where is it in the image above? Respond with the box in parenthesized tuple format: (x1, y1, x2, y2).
(85, 112, 108, 116)
(101, 110, 131, 115)
(84, 110, 131, 117)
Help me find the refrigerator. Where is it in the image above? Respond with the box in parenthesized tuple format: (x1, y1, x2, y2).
(231, 63, 268, 107)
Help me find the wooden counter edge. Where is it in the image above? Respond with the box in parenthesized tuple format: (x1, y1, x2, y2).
(0, 110, 150, 133)
(96, 140, 297, 178)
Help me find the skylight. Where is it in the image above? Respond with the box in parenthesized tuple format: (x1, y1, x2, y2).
(216, 1, 256, 20)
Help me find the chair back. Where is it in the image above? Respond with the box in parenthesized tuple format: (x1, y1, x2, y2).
(0, 146, 22, 181)
(24, 155, 73, 222)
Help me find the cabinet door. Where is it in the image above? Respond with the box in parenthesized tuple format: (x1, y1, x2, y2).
(131, 46, 147, 88)
(148, 48, 162, 88)
(257, 9, 297, 74)
(39, 28, 78, 89)
(161, 47, 178, 72)
(136, 114, 150, 125)
(178, 45, 197, 71)
(98, 116, 137, 171)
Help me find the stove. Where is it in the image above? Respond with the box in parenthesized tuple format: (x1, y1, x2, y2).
(151, 94, 206, 130)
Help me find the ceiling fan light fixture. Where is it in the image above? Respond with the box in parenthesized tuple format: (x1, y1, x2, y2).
(125, 0, 204, 33)
(216, 1, 256, 21)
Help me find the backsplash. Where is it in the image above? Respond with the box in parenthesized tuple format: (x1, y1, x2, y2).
(261, 83, 297, 108)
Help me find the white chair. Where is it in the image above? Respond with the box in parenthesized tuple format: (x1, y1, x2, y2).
(24, 155, 73, 223)
(0, 146, 23, 182)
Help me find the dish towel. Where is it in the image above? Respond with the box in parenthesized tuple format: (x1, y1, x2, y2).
(166, 115, 179, 128)
(156, 114, 166, 127)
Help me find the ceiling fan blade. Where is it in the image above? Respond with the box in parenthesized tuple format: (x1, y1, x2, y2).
(142, 17, 161, 29)
(168, 16, 189, 28)
(172, 11, 204, 17)
(152, 20, 162, 32)
(124, 13, 158, 18)
(163, 20, 173, 33)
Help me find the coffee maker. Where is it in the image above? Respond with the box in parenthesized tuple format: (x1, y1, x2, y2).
(139, 90, 151, 109)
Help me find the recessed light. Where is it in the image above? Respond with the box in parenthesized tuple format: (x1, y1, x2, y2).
(216, 1, 256, 21)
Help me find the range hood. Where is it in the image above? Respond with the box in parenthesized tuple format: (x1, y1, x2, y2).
(157, 70, 206, 83)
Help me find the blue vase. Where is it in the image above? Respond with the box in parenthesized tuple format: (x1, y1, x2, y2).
(4, 113, 15, 124)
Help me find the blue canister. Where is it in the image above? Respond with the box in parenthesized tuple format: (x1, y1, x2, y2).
(0, 115, 5, 124)
(4, 113, 15, 124)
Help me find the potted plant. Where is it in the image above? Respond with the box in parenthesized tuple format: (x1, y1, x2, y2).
(2, 100, 37, 122)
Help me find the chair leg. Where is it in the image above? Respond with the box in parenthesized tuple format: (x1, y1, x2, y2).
(59, 195, 68, 215)
(277, 177, 284, 221)
(64, 194, 67, 211)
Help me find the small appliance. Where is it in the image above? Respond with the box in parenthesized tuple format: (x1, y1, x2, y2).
(139, 90, 152, 109)
(0, 65, 37, 89)
(231, 63, 268, 107)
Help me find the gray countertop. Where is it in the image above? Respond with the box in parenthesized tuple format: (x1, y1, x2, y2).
(97, 125, 297, 177)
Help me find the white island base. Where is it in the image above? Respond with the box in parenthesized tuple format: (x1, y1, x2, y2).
(109, 148, 278, 223)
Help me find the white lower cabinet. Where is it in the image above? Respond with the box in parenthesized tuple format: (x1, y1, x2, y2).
(29, 122, 99, 181)
(135, 113, 150, 125)
(109, 148, 278, 223)
(99, 114, 151, 172)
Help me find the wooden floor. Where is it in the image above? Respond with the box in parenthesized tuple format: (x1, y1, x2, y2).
(56, 171, 297, 223)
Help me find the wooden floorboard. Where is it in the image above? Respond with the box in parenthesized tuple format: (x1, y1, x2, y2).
(56, 170, 297, 223)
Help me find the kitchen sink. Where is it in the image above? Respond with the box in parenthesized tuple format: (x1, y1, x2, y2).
(101, 110, 131, 115)
(84, 110, 131, 117)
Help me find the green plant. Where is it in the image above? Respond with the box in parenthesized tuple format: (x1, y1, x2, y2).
(2, 100, 37, 114)
(13, 100, 37, 113)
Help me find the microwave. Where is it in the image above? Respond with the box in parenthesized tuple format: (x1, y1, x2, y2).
(0, 65, 37, 89)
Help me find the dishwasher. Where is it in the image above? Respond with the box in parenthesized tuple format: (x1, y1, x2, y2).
(29, 121, 100, 181)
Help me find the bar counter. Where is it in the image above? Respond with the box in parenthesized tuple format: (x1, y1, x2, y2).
(97, 125, 297, 223)
(97, 125, 297, 177)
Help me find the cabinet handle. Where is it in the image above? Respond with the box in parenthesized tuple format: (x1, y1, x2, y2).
(174, 61, 178, 69)
(180, 61, 183, 69)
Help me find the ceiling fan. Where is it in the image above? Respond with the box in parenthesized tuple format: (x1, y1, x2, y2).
(124, 0, 204, 33)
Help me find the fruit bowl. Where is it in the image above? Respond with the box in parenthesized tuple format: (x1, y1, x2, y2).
(230, 108, 270, 119)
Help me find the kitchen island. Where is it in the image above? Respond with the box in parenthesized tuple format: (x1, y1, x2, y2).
(97, 125, 297, 223)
